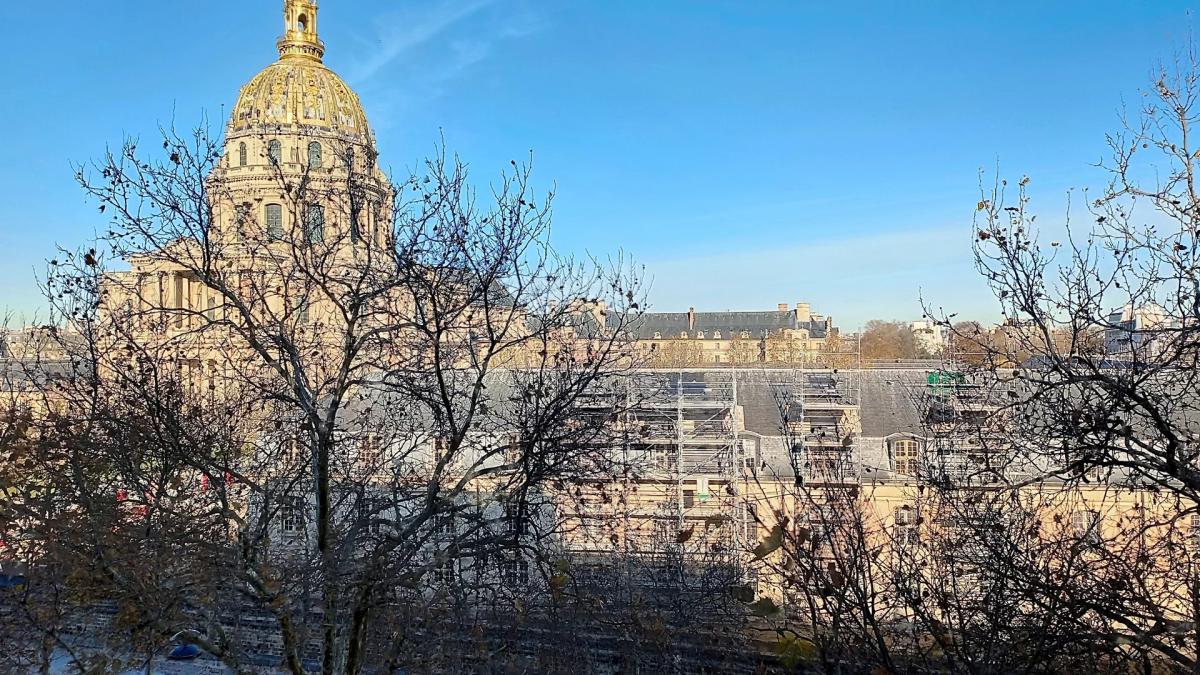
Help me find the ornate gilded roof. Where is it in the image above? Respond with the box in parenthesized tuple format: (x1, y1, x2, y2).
(230, 61, 371, 138)
(228, 1, 372, 140)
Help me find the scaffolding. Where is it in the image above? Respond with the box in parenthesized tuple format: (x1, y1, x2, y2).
(922, 370, 1008, 484)
(560, 369, 871, 606)
(562, 370, 754, 603)
(766, 370, 861, 484)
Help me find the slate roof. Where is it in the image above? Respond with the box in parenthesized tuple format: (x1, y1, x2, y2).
(623, 368, 930, 439)
(335, 364, 1200, 480)
(0, 358, 76, 391)
(856, 370, 927, 437)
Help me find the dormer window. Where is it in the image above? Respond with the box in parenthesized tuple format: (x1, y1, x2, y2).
(892, 438, 921, 476)
(680, 331, 688, 339)
(696, 331, 705, 339)
(740, 330, 751, 339)
(653, 332, 662, 339)
(712, 331, 721, 339)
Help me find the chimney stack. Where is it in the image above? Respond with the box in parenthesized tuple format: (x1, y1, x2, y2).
(688, 307, 696, 331)
(592, 300, 607, 329)
(777, 303, 789, 313)
(795, 302, 811, 322)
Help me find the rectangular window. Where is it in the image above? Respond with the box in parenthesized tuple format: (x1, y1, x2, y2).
(359, 434, 380, 470)
(682, 489, 695, 509)
(285, 435, 306, 466)
(173, 275, 185, 328)
(504, 505, 523, 536)
(433, 436, 449, 462)
(433, 559, 456, 585)
(501, 558, 529, 586)
(266, 204, 283, 240)
(894, 506, 920, 545)
(359, 496, 385, 535)
(1072, 510, 1102, 546)
(280, 496, 303, 535)
(435, 512, 456, 537)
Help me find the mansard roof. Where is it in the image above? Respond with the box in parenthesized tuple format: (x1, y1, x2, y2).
(633, 311, 831, 339)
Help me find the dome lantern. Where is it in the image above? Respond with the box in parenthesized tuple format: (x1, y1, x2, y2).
(277, 0, 325, 63)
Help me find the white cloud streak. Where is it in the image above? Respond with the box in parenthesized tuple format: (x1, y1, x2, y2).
(348, 0, 497, 84)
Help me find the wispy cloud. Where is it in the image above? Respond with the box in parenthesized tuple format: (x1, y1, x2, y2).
(342, 1, 546, 131)
(347, 0, 497, 84)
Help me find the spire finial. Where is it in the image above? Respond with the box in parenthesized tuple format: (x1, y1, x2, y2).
(278, 0, 325, 62)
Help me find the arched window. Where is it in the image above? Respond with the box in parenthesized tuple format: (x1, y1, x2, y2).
(265, 204, 283, 240)
(349, 202, 362, 243)
(372, 202, 383, 245)
(307, 142, 322, 169)
(345, 147, 355, 171)
(268, 140, 282, 165)
(305, 204, 325, 243)
(238, 142, 247, 167)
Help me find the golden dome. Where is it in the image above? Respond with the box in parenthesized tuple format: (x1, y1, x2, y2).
(228, 1, 372, 140)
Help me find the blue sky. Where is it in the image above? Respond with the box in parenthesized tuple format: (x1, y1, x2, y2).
(0, 1, 1195, 329)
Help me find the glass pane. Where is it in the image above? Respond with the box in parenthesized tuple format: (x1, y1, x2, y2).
(306, 205, 324, 243)
(266, 204, 283, 240)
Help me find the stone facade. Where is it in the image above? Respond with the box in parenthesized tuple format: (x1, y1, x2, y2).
(633, 302, 840, 367)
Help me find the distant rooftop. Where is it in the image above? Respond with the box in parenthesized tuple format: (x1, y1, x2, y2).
(634, 303, 834, 340)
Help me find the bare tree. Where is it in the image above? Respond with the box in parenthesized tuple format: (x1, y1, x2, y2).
(1, 122, 645, 673)
(932, 42, 1200, 673)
